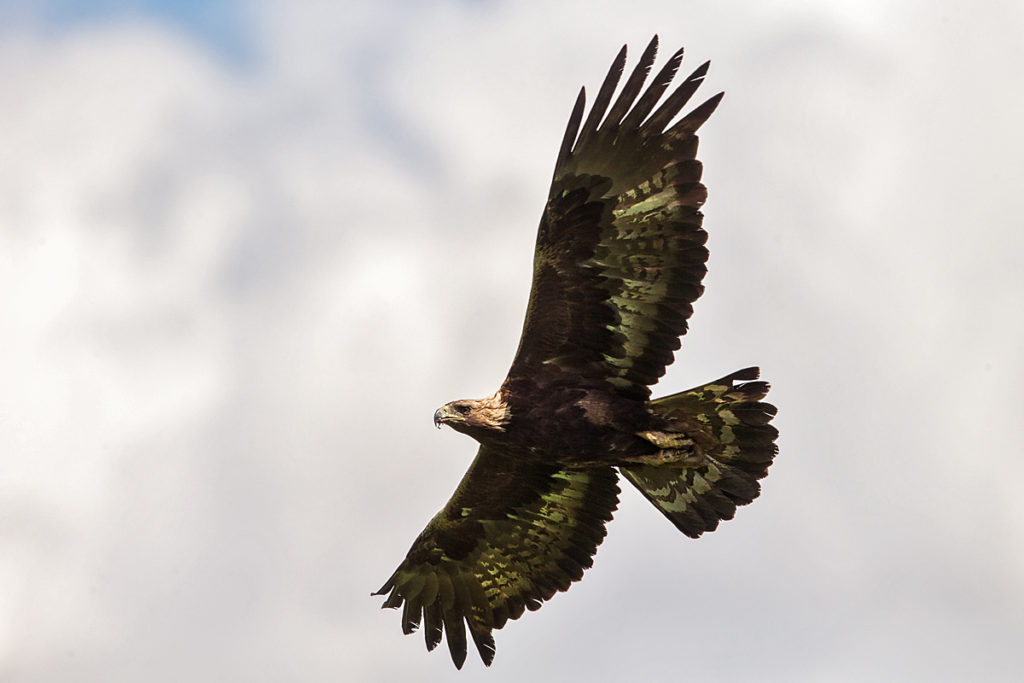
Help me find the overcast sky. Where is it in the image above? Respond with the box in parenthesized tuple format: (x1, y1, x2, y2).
(2, 1, 1023, 681)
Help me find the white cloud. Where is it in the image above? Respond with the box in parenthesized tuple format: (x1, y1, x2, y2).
(1, 2, 1022, 681)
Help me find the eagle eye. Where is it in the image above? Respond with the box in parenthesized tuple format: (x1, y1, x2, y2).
(455, 404, 470, 415)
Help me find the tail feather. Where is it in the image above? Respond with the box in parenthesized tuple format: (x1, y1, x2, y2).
(621, 367, 778, 538)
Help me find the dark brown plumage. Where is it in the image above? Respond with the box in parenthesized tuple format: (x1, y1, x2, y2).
(374, 36, 778, 668)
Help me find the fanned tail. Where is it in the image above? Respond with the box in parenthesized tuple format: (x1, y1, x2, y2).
(621, 367, 778, 538)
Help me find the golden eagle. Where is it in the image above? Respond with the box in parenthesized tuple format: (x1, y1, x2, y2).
(374, 37, 778, 668)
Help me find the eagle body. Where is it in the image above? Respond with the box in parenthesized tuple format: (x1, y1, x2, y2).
(375, 37, 779, 669)
(489, 383, 652, 463)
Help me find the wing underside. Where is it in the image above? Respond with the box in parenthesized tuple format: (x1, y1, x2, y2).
(375, 447, 619, 668)
(507, 36, 722, 400)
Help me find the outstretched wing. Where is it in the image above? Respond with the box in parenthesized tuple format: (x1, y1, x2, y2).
(507, 36, 721, 401)
(374, 448, 619, 668)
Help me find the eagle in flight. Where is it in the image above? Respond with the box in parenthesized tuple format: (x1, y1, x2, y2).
(374, 37, 778, 668)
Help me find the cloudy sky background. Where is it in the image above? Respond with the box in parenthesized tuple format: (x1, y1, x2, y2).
(2, 1, 1022, 681)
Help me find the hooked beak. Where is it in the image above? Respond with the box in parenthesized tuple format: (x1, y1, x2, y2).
(433, 404, 461, 429)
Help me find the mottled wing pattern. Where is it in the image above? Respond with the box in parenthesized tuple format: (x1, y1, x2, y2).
(507, 36, 722, 400)
(374, 447, 619, 668)
(620, 368, 779, 537)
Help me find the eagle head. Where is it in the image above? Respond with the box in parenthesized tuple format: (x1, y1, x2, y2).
(433, 390, 510, 435)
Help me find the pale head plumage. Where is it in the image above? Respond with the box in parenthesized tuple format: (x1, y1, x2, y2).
(433, 389, 510, 433)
